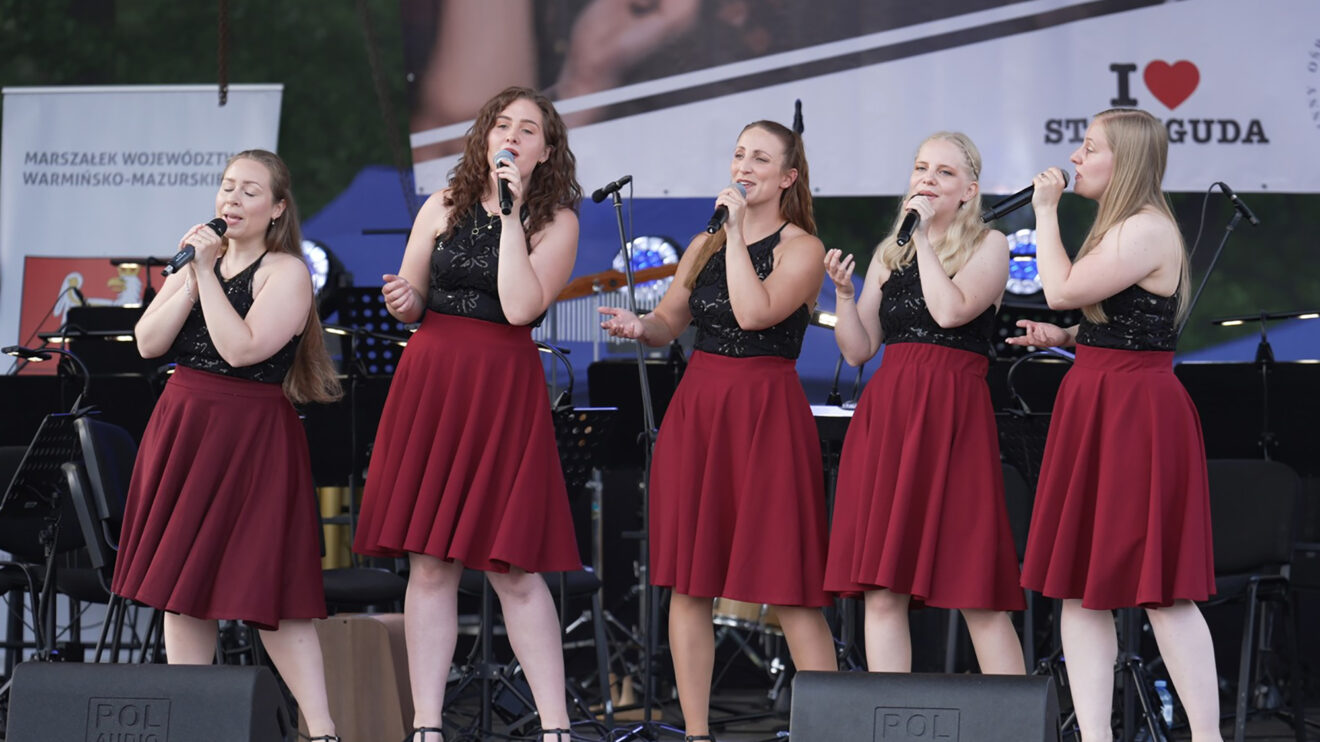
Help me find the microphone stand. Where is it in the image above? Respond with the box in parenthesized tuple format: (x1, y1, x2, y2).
(1253, 313, 1276, 460)
(603, 188, 682, 741)
(1181, 182, 1260, 337)
(1178, 188, 1268, 458)
(826, 355, 844, 406)
(1178, 210, 1242, 338)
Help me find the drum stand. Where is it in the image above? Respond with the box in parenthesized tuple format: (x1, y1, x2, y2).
(442, 577, 598, 742)
(709, 617, 790, 727)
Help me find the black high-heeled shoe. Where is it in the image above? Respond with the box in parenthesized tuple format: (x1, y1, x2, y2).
(306, 736, 342, 742)
(542, 728, 572, 741)
(684, 736, 716, 741)
(404, 727, 443, 742)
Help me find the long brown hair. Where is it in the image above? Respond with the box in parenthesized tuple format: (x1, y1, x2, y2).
(684, 120, 814, 290)
(442, 86, 581, 244)
(876, 132, 988, 277)
(1077, 109, 1190, 324)
(223, 150, 342, 404)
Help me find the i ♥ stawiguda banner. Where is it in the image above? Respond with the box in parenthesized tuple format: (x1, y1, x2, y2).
(403, 0, 1320, 197)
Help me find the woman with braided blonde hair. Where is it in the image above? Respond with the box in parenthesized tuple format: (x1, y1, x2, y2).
(823, 131, 1026, 675)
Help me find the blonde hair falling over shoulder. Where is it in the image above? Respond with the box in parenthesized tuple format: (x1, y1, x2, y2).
(1075, 109, 1190, 324)
(875, 132, 988, 277)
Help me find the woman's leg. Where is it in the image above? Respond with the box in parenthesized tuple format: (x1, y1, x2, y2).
(1145, 601, 1224, 742)
(162, 613, 218, 665)
(774, 606, 838, 672)
(1060, 600, 1118, 742)
(863, 588, 912, 672)
(669, 592, 715, 737)
(960, 608, 1026, 675)
(486, 568, 571, 741)
(405, 553, 463, 732)
(258, 620, 336, 738)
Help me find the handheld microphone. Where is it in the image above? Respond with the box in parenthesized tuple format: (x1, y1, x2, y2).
(705, 182, 747, 234)
(161, 218, 229, 276)
(1215, 181, 1260, 226)
(980, 170, 1069, 223)
(494, 149, 516, 215)
(896, 210, 920, 247)
(591, 174, 633, 203)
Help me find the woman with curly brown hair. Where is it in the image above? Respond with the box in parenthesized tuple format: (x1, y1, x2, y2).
(354, 86, 583, 742)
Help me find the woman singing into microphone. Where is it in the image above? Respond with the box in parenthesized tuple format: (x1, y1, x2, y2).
(1014, 108, 1219, 742)
(822, 131, 1026, 674)
(600, 119, 837, 742)
(114, 150, 343, 741)
(354, 86, 582, 742)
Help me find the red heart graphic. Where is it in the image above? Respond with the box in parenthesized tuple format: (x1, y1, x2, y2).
(1143, 60, 1199, 110)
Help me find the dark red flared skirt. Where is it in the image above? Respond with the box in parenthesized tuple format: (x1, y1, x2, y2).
(353, 312, 581, 573)
(823, 343, 1024, 610)
(649, 350, 831, 607)
(111, 367, 326, 630)
(1020, 345, 1214, 609)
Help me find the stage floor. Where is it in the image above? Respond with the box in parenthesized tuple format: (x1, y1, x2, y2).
(440, 685, 1316, 741)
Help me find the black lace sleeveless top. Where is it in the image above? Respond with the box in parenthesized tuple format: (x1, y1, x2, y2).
(879, 261, 996, 358)
(690, 224, 808, 359)
(171, 253, 300, 383)
(428, 205, 544, 326)
(1077, 283, 1178, 351)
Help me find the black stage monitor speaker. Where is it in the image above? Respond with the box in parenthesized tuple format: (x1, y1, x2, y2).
(6, 662, 291, 742)
(790, 671, 1060, 742)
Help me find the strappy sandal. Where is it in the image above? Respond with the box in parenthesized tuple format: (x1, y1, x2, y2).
(306, 736, 342, 742)
(542, 728, 572, 741)
(405, 727, 444, 742)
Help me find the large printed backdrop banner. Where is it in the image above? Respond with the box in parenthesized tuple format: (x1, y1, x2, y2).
(404, 0, 1320, 197)
(0, 84, 283, 345)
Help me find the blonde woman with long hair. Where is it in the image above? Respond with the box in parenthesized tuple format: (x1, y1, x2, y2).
(822, 132, 1026, 675)
(1013, 109, 1219, 742)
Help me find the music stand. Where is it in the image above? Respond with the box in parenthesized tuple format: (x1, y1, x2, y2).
(320, 324, 408, 546)
(335, 288, 411, 375)
(0, 412, 87, 664)
(1207, 310, 1320, 460)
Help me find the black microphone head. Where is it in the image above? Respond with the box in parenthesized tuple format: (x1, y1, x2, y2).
(591, 188, 608, 204)
(206, 217, 228, 237)
(895, 209, 920, 247)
